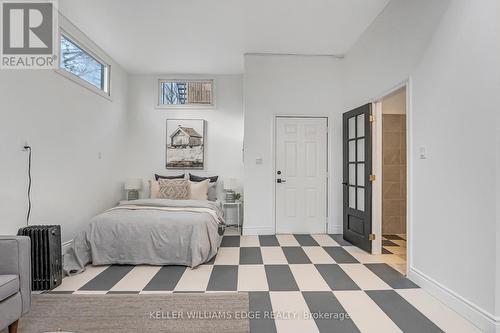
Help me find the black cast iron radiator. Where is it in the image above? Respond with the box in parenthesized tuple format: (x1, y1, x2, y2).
(17, 225, 62, 291)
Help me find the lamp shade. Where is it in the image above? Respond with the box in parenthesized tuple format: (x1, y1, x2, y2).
(124, 178, 143, 190)
(223, 178, 237, 191)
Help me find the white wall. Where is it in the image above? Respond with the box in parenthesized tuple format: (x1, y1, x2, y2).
(125, 75, 244, 194)
(0, 16, 129, 243)
(243, 55, 343, 234)
(343, 0, 499, 330)
(411, 0, 499, 326)
(342, 0, 450, 110)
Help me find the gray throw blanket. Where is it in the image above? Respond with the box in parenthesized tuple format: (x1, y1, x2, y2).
(64, 199, 224, 275)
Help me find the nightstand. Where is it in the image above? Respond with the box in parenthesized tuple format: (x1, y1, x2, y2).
(222, 201, 243, 234)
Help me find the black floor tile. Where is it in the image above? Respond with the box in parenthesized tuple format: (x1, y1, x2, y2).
(79, 265, 134, 291)
(323, 247, 359, 263)
(143, 266, 186, 291)
(382, 239, 399, 247)
(302, 291, 360, 333)
(367, 290, 443, 333)
(315, 264, 360, 290)
(206, 265, 238, 291)
(364, 264, 417, 289)
(329, 234, 352, 246)
(259, 235, 280, 246)
(383, 234, 405, 241)
(265, 265, 299, 291)
(221, 236, 240, 247)
(282, 247, 311, 264)
(240, 247, 263, 265)
(293, 234, 319, 246)
(249, 292, 277, 333)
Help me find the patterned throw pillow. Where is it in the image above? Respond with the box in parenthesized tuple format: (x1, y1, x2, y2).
(157, 179, 190, 200)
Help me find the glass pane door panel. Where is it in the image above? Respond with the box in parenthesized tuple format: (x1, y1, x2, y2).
(357, 188, 365, 211)
(349, 186, 356, 208)
(349, 141, 356, 162)
(357, 163, 365, 186)
(357, 139, 365, 161)
(348, 117, 356, 139)
(357, 114, 365, 137)
(349, 164, 356, 185)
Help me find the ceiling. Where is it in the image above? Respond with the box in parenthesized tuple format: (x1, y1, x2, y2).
(59, 0, 390, 74)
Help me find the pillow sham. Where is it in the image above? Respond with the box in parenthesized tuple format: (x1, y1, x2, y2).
(189, 174, 218, 183)
(189, 179, 210, 200)
(155, 173, 185, 181)
(157, 179, 190, 200)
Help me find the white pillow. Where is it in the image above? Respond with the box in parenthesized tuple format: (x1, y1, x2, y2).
(189, 179, 209, 200)
(150, 180, 160, 199)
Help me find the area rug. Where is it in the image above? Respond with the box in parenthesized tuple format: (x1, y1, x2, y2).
(18, 293, 249, 333)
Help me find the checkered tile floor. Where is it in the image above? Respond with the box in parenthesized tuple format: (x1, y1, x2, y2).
(49, 232, 479, 333)
(382, 234, 407, 274)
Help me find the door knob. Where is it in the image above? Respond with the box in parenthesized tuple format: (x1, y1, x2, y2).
(277, 179, 287, 183)
(342, 182, 348, 186)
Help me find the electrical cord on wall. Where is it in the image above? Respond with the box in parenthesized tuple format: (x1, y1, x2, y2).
(24, 145, 32, 226)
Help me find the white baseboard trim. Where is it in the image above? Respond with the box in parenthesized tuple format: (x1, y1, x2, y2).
(328, 224, 342, 234)
(408, 266, 500, 333)
(242, 226, 275, 235)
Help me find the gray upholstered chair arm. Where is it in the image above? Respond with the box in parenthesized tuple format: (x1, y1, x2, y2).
(0, 236, 32, 314)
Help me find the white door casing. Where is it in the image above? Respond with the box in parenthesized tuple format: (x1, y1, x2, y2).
(275, 117, 327, 234)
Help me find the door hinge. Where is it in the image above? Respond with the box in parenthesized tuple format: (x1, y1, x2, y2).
(368, 234, 376, 241)
(369, 174, 376, 182)
(369, 114, 375, 122)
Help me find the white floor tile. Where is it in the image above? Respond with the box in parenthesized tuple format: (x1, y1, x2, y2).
(54, 265, 109, 291)
(261, 247, 288, 264)
(224, 228, 240, 236)
(276, 234, 300, 246)
(214, 247, 240, 265)
(238, 265, 269, 291)
(334, 290, 402, 333)
(289, 264, 330, 291)
(109, 265, 161, 292)
(396, 289, 482, 333)
(174, 265, 213, 291)
(240, 235, 260, 247)
(339, 264, 391, 290)
(269, 291, 319, 333)
(311, 234, 339, 246)
(344, 246, 405, 264)
(302, 247, 336, 264)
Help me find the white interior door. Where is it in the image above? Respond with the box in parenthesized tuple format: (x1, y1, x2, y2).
(275, 117, 327, 234)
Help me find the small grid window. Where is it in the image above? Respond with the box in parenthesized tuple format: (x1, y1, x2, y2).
(158, 80, 214, 108)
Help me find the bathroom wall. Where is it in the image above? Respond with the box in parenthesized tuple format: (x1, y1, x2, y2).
(382, 90, 406, 234)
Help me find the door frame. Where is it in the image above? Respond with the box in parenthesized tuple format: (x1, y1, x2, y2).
(370, 79, 412, 275)
(272, 115, 330, 235)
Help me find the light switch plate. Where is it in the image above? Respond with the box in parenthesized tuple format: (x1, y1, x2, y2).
(419, 146, 427, 159)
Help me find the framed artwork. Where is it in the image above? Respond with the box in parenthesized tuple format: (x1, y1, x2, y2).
(166, 119, 205, 169)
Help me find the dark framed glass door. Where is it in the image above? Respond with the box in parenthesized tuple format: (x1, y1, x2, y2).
(342, 104, 373, 252)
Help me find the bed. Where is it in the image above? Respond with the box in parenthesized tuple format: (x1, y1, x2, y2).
(63, 199, 225, 275)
